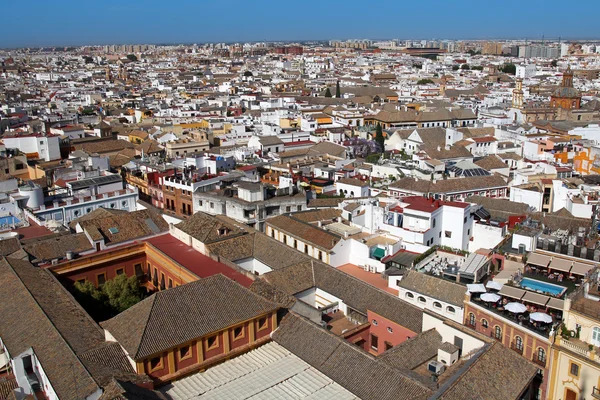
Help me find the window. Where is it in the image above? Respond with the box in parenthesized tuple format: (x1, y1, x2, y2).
(445, 231, 452, 238)
(257, 317, 268, 331)
(371, 334, 378, 351)
(482, 319, 488, 329)
(494, 326, 502, 340)
(418, 296, 426, 304)
(433, 302, 442, 309)
(271, 229, 275, 238)
(304, 245, 309, 254)
(116, 268, 124, 275)
(206, 335, 219, 350)
(405, 292, 414, 299)
(433, 219, 436, 228)
(86, 207, 92, 213)
(179, 345, 191, 360)
(468, 313, 475, 326)
(385, 341, 393, 351)
(569, 362, 579, 377)
(515, 336, 523, 351)
(283, 234, 287, 244)
(467, 229, 470, 236)
(372, 319, 378, 326)
(74, 210, 80, 217)
(593, 327, 600, 346)
(149, 357, 162, 371)
(447, 306, 455, 314)
(233, 326, 244, 340)
(168, 278, 173, 289)
(77, 278, 86, 285)
(318, 251, 323, 261)
(387, 327, 393, 333)
(134, 263, 143, 277)
(97, 273, 106, 286)
(537, 348, 546, 363)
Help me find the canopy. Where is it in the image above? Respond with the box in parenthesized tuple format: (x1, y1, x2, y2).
(486, 281, 503, 291)
(505, 302, 528, 313)
(571, 262, 592, 276)
(373, 248, 386, 259)
(546, 297, 565, 311)
(527, 253, 551, 268)
(498, 286, 526, 301)
(480, 293, 501, 303)
(522, 291, 550, 307)
(549, 258, 572, 273)
(467, 284, 486, 293)
(529, 312, 553, 323)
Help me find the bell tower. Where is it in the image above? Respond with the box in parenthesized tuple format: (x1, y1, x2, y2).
(562, 65, 574, 88)
(512, 78, 524, 109)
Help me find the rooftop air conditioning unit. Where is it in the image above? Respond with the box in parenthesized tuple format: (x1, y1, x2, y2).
(428, 360, 446, 375)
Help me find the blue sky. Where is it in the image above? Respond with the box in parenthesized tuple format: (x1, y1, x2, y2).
(2, 0, 599, 48)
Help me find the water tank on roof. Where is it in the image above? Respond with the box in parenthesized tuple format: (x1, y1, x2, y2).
(18, 182, 44, 209)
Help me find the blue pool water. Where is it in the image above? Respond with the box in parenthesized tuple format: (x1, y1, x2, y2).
(520, 277, 566, 297)
(0, 216, 20, 226)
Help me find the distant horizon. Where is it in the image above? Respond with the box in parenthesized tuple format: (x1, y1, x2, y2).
(1, 0, 600, 49)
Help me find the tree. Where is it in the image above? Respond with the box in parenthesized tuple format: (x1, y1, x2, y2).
(71, 280, 110, 321)
(460, 64, 470, 70)
(335, 80, 341, 98)
(243, 70, 253, 77)
(324, 87, 332, 98)
(452, 65, 460, 71)
(471, 65, 484, 71)
(103, 274, 143, 313)
(499, 63, 516, 75)
(551, 60, 558, 68)
(375, 123, 385, 151)
(83, 56, 94, 64)
(417, 78, 434, 85)
(126, 54, 138, 62)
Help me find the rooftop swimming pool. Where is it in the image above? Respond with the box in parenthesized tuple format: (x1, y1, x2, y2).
(0, 216, 20, 226)
(520, 277, 567, 297)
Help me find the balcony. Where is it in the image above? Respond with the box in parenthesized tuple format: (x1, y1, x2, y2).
(532, 353, 546, 368)
(560, 337, 591, 358)
(510, 342, 524, 355)
(592, 387, 600, 399)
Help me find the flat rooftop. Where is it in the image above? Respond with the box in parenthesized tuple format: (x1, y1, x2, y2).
(337, 263, 398, 296)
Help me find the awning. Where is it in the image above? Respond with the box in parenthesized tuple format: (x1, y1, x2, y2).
(546, 297, 565, 311)
(527, 253, 551, 268)
(549, 258, 572, 273)
(486, 281, 503, 291)
(498, 285, 526, 300)
(571, 262, 592, 276)
(373, 247, 386, 259)
(522, 291, 550, 307)
(467, 283, 486, 293)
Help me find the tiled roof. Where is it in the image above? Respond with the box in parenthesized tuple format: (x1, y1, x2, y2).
(267, 215, 341, 251)
(389, 175, 507, 194)
(175, 212, 250, 244)
(336, 177, 368, 186)
(74, 139, 135, 155)
(0, 237, 21, 256)
(474, 155, 509, 170)
(290, 208, 342, 223)
(77, 208, 169, 245)
(437, 342, 538, 400)
(0, 257, 102, 400)
(397, 270, 466, 307)
(379, 329, 442, 370)
(101, 275, 279, 360)
(273, 313, 432, 400)
(22, 232, 94, 261)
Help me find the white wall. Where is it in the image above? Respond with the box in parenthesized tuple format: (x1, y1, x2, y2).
(510, 187, 542, 211)
(399, 288, 464, 323)
(469, 223, 506, 252)
(422, 312, 486, 356)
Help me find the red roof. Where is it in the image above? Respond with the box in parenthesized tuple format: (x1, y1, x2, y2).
(472, 136, 497, 143)
(238, 165, 257, 171)
(284, 140, 315, 147)
(402, 196, 469, 212)
(146, 234, 253, 287)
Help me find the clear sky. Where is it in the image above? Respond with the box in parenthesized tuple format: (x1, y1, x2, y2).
(2, 0, 600, 48)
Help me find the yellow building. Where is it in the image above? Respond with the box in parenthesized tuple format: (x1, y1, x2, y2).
(547, 279, 600, 400)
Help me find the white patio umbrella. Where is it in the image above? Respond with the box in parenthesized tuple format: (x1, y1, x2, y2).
(486, 281, 503, 291)
(480, 293, 501, 303)
(529, 312, 553, 323)
(467, 283, 486, 293)
(505, 302, 527, 314)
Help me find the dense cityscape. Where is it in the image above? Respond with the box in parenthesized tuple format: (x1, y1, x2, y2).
(2, 33, 600, 400)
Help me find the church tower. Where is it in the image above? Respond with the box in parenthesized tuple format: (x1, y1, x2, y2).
(512, 78, 524, 109)
(105, 65, 112, 82)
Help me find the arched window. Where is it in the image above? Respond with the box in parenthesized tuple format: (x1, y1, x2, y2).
(537, 348, 546, 364)
(593, 327, 600, 346)
(468, 313, 475, 326)
(405, 292, 414, 299)
(481, 319, 488, 329)
(494, 326, 502, 340)
(418, 296, 426, 304)
(515, 336, 523, 351)
(447, 306, 456, 314)
(433, 302, 442, 309)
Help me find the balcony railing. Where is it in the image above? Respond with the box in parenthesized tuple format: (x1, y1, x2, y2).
(560, 337, 591, 358)
(510, 342, 524, 355)
(592, 386, 600, 399)
(532, 354, 546, 368)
